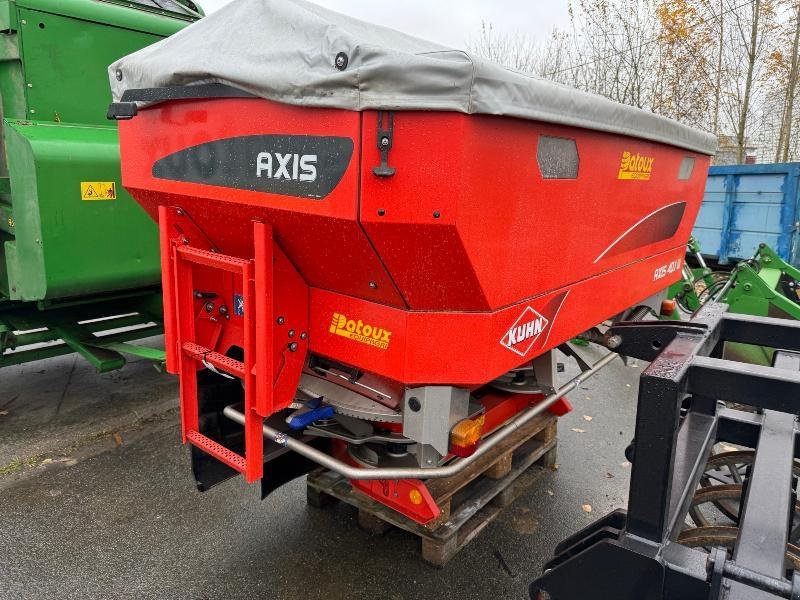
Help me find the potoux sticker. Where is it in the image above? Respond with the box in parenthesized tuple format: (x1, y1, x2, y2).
(329, 312, 392, 350)
(617, 151, 654, 180)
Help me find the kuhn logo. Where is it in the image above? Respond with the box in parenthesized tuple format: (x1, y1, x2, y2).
(256, 153, 317, 182)
(500, 306, 549, 356)
(618, 151, 654, 180)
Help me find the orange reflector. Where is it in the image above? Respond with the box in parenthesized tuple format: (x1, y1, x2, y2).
(450, 415, 485, 457)
(660, 298, 677, 316)
(409, 489, 423, 505)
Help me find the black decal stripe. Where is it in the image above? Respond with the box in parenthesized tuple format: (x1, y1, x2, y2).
(594, 201, 686, 263)
(121, 83, 254, 104)
(152, 135, 353, 200)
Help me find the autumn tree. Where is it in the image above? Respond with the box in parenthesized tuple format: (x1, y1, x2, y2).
(469, 21, 539, 73)
(720, 0, 778, 162)
(652, 0, 715, 127)
(773, 0, 800, 161)
(569, 0, 661, 107)
(467, 0, 800, 163)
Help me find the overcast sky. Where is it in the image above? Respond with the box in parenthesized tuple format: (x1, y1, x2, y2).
(197, 0, 571, 49)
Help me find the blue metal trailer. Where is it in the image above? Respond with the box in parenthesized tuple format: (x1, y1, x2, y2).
(693, 162, 800, 266)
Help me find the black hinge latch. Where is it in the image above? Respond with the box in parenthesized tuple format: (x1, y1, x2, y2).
(107, 102, 138, 121)
(372, 111, 396, 177)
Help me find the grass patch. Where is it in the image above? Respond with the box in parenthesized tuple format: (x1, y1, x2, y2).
(0, 458, 24, 476)
(0, 406, 179, 480)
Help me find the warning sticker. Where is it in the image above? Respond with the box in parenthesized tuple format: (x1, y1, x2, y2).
(81, 182, 117, 201)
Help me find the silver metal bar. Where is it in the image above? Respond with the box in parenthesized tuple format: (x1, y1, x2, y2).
(694, 252, 707, 270)
(714, 246, 759, 302)
(222, 351, 619, 480)
(306, 367, 388, 400)
(682, 264, 695, 283)
(712, 270, 736, 301)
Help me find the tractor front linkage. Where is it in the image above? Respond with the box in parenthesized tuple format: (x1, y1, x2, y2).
(531, 302, 800, 600)
(670, 241, 800, 321)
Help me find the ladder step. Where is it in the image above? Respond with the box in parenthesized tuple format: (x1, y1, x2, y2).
(186, 430, 246, 473)
(176, 245, 248, 274)
(182, 342, 245, 378)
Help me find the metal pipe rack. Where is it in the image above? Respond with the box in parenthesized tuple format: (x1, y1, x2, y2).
(223, 351, 618, 481)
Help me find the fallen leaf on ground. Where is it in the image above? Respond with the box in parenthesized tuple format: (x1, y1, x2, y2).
(625, 383, 631, 387)
(584, 396, 591, 401)
(583, 415, 593, 421)
(112, 432, 123, 446)
(550, 463, 560, 471)
(606, 472, 615, 478)
(547, 489, 554, 496)
(39, 457, 76, 467)
(621, 461, 631, 468)
(571, 427, 586, 433)
(582, 504, 593, 513)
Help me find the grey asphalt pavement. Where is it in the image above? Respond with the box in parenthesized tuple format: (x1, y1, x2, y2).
(0, 342, 642, 599)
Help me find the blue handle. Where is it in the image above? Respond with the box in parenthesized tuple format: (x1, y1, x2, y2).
(288, 405, 334, 430)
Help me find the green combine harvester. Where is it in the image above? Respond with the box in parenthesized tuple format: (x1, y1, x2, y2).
(0, 0, 202, 371)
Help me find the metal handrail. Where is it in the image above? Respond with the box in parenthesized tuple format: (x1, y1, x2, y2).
(223, 351, 619, 480)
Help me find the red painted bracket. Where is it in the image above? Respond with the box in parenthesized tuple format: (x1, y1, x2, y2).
(351, 477, 440, 525)
(253, 221, 274, 417)
(548, 397, 573, 416)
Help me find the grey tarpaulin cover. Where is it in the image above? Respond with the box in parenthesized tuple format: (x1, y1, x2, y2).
(109, 0, 717, 155)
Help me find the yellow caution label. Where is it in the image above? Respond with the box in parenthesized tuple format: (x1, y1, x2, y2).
(81, 181, 117, 201)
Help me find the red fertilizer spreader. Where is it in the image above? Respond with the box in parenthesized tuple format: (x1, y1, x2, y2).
(109, 0, 715, 525)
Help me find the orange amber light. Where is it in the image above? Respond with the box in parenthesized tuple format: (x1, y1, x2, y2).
(450, 415, 485, 457)
(660, 298, 677, 316)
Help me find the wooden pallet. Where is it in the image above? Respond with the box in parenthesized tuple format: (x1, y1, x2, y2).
(306, 411, 557, 567)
